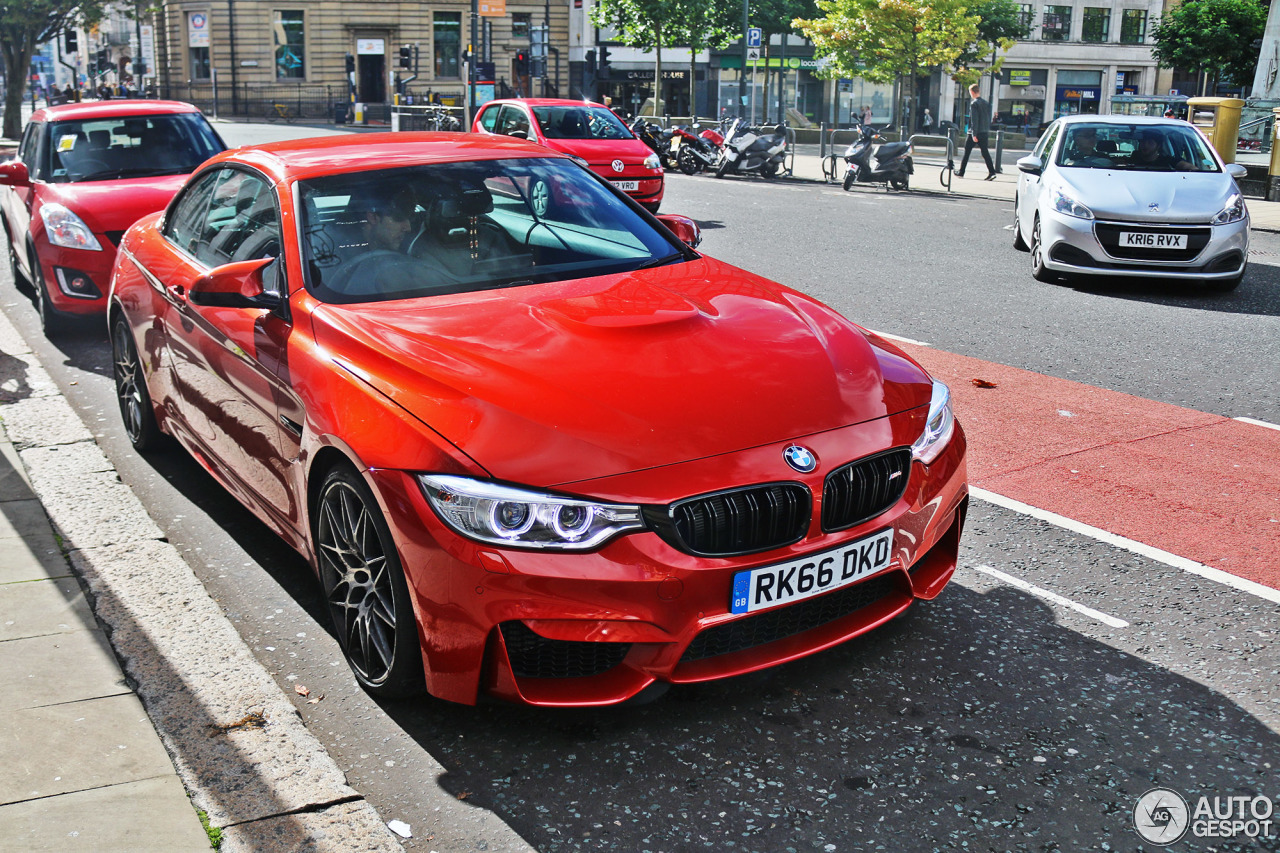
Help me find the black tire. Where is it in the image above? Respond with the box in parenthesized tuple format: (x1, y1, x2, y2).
(315, 465, 425, 699)
(762, 161, 779, 179)
(1030, 216, 1056, 283)
(1205, 265, 1245, 292)
(4, 218, 25, 286)
(677, 146, 701, 175)
(842, 168, 856, 192)
(111, 312, 162, 451)
(30, 249, 66, 336)
(715, 160, 730, 178)
(1012, 196, 1029, 251)
(890, 175, 909, 191)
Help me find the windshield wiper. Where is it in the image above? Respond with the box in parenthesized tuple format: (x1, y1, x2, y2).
(632, 252, 686, 271)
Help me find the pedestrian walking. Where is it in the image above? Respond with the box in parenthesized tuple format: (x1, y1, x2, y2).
(861, 105, 872, 127)
(921, 108, 933, 134)
(956, 83, 997, 180)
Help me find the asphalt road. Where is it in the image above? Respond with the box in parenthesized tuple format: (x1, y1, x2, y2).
(2, 125, 1278, 851)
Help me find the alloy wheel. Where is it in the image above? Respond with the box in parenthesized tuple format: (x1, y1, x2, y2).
(111, 317, 160, 450)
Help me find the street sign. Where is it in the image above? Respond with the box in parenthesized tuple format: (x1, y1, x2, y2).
(747, 47, 761, 61)
(747, 27, 762, 48)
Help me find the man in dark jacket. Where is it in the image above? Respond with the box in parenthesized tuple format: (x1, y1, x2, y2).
(956, 83, 998, 180)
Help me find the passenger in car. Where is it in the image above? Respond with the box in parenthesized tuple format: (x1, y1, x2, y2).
(1129, 129, 1193, 171)
(1062, 126, 1112, 168)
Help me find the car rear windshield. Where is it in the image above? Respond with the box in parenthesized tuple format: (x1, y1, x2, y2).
(299, 157, 683, 304)
(1055, 122, 1221, 172)
(42, 112, 225, 183)
(530, 106, 632, 140)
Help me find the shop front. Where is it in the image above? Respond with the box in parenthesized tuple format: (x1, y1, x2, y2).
(602, 68, 693, 117)
(716, 54, 826, 125)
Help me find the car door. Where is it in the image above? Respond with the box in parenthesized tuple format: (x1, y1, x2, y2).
(159, 166, 301, 533)
(1019, 121, 1060, 234)
(4, 121, 43, 277)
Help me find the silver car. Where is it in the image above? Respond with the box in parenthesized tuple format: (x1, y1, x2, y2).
(1013, 115, 1249, 291)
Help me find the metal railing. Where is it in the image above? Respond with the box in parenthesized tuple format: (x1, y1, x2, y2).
(908, 134, 959, 192)
(390, 103, 467, 132)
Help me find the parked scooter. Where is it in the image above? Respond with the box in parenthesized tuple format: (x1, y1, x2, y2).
(715, 120, 788, 179)
(630, 117, 675, 169)
(671, 124, 724, 175)
(841, 125, 913, 191)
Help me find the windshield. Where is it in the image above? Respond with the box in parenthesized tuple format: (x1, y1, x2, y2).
(531, 106, 633, 140)
(1056, 122, 1220, 172)
(43, 112, 225, 183)
(300, 158, 682, 304)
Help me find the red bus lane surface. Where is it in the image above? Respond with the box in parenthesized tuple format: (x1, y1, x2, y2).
(896, 342, 1280, 591)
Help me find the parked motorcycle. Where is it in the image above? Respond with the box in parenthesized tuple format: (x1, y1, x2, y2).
(715, 120, 788, 179)
(630, 117, 675, 169)
(671, 124, 724, 175)
(841, 125, 913, 191)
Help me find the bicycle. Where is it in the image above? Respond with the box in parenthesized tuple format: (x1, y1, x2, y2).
(265, 102, 296, 123)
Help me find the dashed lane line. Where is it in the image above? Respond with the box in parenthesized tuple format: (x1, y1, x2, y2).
(970, 564, 1130, 628)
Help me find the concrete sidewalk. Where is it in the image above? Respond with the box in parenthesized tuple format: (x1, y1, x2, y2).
(781, 144, 1280, 233)
(0, 310, 408, 852)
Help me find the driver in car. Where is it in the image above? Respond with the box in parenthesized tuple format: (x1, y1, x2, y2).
(1062, 126, 1112, 167)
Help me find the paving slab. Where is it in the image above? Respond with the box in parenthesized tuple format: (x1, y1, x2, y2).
(1, 396, 95, 449)
(220, 800, 404, 853)
(0, 499, 55, 540)
(0, 533, 70, 584)
(0, 627, 128, 711)
(15, 465, 165, 550)
(0, 576, 94, 641)
(0, 775, 210, 852)
(0, 693, 180, 805)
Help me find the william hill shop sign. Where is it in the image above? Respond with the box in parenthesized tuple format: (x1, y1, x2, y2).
(1057, 87, 1100, 101)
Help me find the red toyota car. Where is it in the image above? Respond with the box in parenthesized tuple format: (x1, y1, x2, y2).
(472, 98, 665, 211)
(0, 100, 225, 334)
(108, 132, 967, 707)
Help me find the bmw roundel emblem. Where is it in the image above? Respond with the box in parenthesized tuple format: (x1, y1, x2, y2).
(783, 445, 817, 473)
(612, 159, 625, 173)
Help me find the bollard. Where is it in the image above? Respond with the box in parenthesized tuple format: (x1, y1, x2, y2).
(1269, 109, 1280, 201)
(820, 122, 826, 161)
(994, 129, 1004, 173)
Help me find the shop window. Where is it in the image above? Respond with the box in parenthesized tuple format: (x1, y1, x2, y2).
(434, 12, 461, 78)
(1120, 9, 1146, 44)
(1082, 8, 1109, 42)
(1041, 5, 1072, 41)
(274, 11, 305, 79)
(190, 47, 210, 80)
(512, 13, 531, 38)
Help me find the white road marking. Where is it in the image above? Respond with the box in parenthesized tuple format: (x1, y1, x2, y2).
(972, 487, 1280, 606)
(868, 329, 931, 347)
(970, 564, 1130, 628)
(1235, 416, 1280, 431)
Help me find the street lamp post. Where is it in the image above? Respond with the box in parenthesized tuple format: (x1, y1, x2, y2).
(738, 0, 747, 118)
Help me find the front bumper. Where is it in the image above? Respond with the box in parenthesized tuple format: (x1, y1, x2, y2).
(35, 238, 117, 316)
(1038, 208, 1249, 281)
(369, 411, 968, 707)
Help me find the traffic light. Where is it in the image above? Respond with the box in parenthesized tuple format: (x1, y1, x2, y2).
(598, 45, 611, 81)
(399, 46, 412, 69)
(515, 51, 529, 77)
(64, 30, 78, 53)
(584, 50, 596, 74)
(345, 53, 355, 74)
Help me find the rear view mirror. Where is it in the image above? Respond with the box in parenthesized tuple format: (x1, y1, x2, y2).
(188, 257, 282, 309)
(655, 214, 702, 249)
(0, 160, 31, 187)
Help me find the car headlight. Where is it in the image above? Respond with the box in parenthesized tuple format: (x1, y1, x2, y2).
(1051, 186, 1093, 220)
(911, 380, 955, 465)
(419, 474, 645, 551)
(643, 153, 662, 170)
(1211, 192, 1246, 225)
(39, 203, 103, 251)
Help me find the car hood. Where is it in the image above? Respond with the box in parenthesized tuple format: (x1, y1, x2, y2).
(539, 137, 655, 166)
(1055, 169, 1238, 224)
(310, 256, 932, 487)
(41, 174, 188, 236)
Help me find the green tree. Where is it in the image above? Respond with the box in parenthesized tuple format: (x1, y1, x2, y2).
(592, 0, 674, 114)
(955, 0, 1030, 95)
(1152, 0, 1266, 95)
(749, 0, 819, 123)
(0, 1, 104, 139)
(669, 0, 739, 116)
(796, 0, 981, 129)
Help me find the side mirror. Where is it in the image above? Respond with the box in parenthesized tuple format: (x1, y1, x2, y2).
(188, 257, 283, 309)
(1016, 154, 1043, 176)
(655, 214, 702, 249)
(1226, 163, 1248, 179)
(0, 160, 31, 187)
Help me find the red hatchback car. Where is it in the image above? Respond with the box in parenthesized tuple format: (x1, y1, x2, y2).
(0, 100, 225, 333)
(472, 98, 665, 211)
(109, 132, 967, 707)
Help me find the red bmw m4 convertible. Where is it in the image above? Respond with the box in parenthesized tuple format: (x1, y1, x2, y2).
(108, 132, 967, 707)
